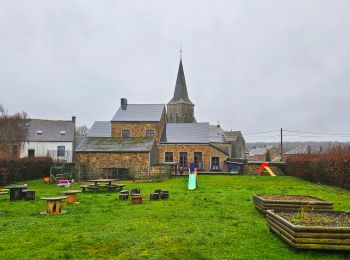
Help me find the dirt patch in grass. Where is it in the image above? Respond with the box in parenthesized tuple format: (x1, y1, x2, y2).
(278, 211, 350, 227)
(260, 194, 322, 202)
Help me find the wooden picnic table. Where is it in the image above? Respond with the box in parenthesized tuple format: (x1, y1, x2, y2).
(61, 190, 81, 204)
(86, 179, 119, 187)
(40, 196, 68, 215)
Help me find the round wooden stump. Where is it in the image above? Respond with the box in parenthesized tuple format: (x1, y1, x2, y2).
(131, 195, 143, 205)
(150, 193, 160, 200)
(119, 194, 129, 200)
(161, 191, 169, 199)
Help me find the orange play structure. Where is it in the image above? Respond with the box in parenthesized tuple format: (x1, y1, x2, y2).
(258, 162, 276, 177)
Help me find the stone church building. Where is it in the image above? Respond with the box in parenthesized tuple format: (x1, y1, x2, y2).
(75, 58, 245, 178)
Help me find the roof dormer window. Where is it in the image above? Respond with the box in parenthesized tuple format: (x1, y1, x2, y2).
(36, 130, 43, 135)
(60, 131, 66, 136)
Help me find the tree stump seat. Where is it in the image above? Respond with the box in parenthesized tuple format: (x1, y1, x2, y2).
(131, 195, 143, 204)
(119, 193, 129, 200)
(131, 189, 141, 195)
(22, 190, 36, 200)
(150, 192, 160, 200)
(160, 190, 169, 199)
(9, 186, 25, 201)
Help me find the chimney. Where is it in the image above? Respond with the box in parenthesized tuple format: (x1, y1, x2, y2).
(72, 116, 76, 123)
(121, 98, 128, 110)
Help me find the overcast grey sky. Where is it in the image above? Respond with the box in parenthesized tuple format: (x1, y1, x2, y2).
(1, 0, 350, 142)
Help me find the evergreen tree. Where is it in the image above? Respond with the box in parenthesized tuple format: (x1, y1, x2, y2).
(265, 150, 271, 162)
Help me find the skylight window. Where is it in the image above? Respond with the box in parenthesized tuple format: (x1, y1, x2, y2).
(36, 130, 43, 135)
(60, 131, 66, 136)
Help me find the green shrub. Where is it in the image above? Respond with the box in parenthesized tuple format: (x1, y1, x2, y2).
(0, 157, 53, 186)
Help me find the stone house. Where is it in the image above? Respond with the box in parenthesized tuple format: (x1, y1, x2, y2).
(160, 123, 229, 172)
(75, 102, 165, 178)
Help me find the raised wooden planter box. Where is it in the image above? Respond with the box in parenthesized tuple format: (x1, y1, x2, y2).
(266, 209, 350, 251)
(253, 194, 333, 213)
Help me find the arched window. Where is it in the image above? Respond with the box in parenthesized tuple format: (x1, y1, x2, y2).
(169, 114, 173, 123)
(176, 113, 179, 123)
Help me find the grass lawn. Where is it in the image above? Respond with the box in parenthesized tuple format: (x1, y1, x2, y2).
(1, 176, 350, 259)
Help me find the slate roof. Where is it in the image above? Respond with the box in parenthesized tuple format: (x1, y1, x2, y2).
(160, 123, 209, 144)
(285, 145, 311, 155)
(27, 119, 75, 142)
(224, 131, 243, 142)
(87, 121, 111, 137)
(249, 147, 271, 156)
(168, 59, 194, 105)
(75, 137, 154, 152)
(209, 125, 229, 143)
(111, 104, 165, 122)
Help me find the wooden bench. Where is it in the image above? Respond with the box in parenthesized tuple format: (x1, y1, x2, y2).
(86, 186, 99, 193)
(100, 185, 120, 192)
(80, 185, 99, 193)
(116, 184, 126, 190)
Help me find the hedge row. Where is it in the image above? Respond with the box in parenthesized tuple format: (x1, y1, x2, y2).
(0, 157, 53, 186)
(285, 147, 350, 189)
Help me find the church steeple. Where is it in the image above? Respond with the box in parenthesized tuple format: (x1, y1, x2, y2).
(166, 52, 196, 124)
(168, 59, 194, 105)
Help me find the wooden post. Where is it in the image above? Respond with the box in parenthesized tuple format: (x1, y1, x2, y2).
(280, 128, 283, 162)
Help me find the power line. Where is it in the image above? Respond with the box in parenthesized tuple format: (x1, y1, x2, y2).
(284, 129, 350, 137)
(243, 130, 280, 135)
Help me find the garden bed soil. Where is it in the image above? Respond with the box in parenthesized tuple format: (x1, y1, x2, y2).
(278, 211, 350, 227)
(266, 209, 350, 251)
(253, 194, 333, 213)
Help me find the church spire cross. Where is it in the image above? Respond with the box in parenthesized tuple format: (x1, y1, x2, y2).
(179, 45, 183, 60)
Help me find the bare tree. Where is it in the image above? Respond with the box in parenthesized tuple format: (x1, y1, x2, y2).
(76, 125, 89, 136)
(0, 104, 29, 159)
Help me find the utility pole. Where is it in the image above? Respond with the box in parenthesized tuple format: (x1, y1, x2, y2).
(280, 128, 283, 162)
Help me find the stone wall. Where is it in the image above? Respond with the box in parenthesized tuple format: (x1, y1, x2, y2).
(232, 135, 245, 159)
(111, 109, 166, 143)
(75, 151, 150, 179)
(243, 164, 284, 176)
(159, 144, 228, 171)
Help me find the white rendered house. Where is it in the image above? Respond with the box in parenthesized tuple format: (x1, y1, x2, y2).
(20, 118, 76, 163)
